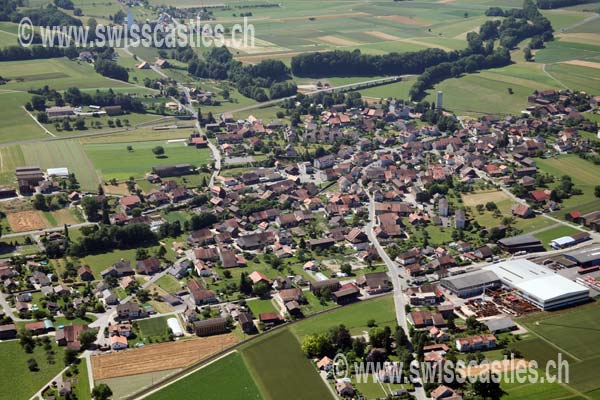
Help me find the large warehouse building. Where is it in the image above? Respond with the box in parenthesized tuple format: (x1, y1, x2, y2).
(440, 270, 501, 298)
(564, 246, 600, 267)
(441, 260, 589, 310)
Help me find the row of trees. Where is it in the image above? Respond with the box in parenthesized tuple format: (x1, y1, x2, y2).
(291, 47, 455, 77)
(409, 47, 512, 101)
(1, 3, 81, 26)
(187, 47, 297, 101)
(410, 0, 553, 100)
(68, 223, 157, 257)
(63, 87, 144, 112)
(0, 45, 78, 62)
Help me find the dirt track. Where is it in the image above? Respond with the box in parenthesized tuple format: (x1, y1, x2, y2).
(91, 334, 238, 380)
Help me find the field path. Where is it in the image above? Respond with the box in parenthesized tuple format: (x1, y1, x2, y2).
(524, 322, 582, 362)
(542, 64, 569, 90)
(561, 12, 600, 33)
(22, 106, 55, 137)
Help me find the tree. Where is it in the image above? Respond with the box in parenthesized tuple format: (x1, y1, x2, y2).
(301, 333, 330, 357)
(470, 373, 504, 399)
(32, 194, 47, 210)
(595, 185, 600, 198)
(78, 329, 97, 349)
(340, 263, 352, 276)
(395, 326, 408, 348)
(239, 272, 252, 295)
(524, 46, 533, 61)
(81, 196, 101, 221)
(152, 146, 165, 156)
(74, 118, 86, 130)
(92, 383, 113, 400)
(37, 112, 49, 123)
(64, 348, 79, 365)
(252, 281, 271, 297)
(27, 358, 39, 371)
(126, 145, 133, 152)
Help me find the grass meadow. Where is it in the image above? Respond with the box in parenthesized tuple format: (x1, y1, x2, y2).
(534, 155, 600, 219)
(0, 340, 67, 400)
(241, 328, 332, 400)
(146, 352, 263, 400)
(83, 139, 212, 180)
(517, 300, 600, 397)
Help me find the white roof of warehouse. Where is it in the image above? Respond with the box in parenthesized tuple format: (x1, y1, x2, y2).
(484, 259, 588, 302)
(514, 275, 588, 302)
(484, 259, 552, 285)
(551, 236, 575, 246)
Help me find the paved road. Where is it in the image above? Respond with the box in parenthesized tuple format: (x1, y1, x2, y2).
(2, 222, 97, 239)
(363, 187, 428, 400)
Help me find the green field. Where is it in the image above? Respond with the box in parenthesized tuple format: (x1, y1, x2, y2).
(241, 328, 332, 400)
(535, 39, 600, 64)
(0, 58, 133, 91)
(20, 140, 101, 191)
(518, 301, 600, 396)
(534, 155, 600, 218)
(83, 139, 212, 180)
(0, 92, 47, 143)
(426, 62, 558, 116)
(146, 352, 263, 400)
(137, 316, 170, 338)
(534, 225, 582, 248)
(0, 145, 26, 186)
(290, 295, 396, 339)
(0, 340, 67, 400)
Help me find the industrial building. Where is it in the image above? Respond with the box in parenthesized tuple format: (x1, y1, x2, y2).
(564, 246, 600, 267)
(442, 260, 589, 310)
(440, 270, 501, 298)
(484, 260, 589, 310)
(497, 235, 544, 253)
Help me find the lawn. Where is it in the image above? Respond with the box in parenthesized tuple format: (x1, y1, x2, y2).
(534, 225, 582, 248)
(71, 360, 91, 400)
(83, 140, 212, 180)
(241, 328, 332, 400)
(247, 298, 279, 316)
(0, 340, 67, 400)
(77, 247, 162, 277)
(154, 275, 182, 294)
(290, 295, 396, 339)
(137, 316, 170, 339)
(146, 351, 262, 400)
